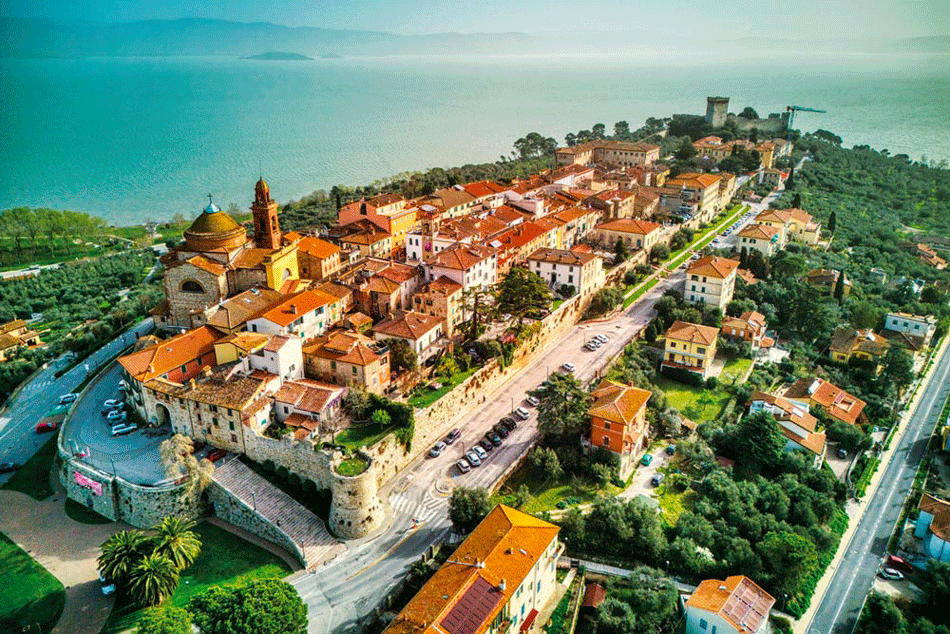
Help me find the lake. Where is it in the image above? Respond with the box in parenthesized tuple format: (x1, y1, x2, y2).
(1, 52, 948, 225)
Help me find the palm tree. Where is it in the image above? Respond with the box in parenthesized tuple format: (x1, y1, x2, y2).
(98, 530, 150, 585)
(152, 517, 201, 571)
(128, 552, 180, 606)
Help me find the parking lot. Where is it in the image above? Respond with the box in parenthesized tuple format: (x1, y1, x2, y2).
(619, 441, 675, 501)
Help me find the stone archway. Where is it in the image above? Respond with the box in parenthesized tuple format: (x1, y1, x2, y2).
(154, 403, 171, 428)
(181, 279, 205, 294)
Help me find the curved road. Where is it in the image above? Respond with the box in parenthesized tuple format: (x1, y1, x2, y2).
(805, 341, 950, 634)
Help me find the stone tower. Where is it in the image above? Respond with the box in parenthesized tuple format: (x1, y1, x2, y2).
(251, 178, 281, 250)
(706, 96, 730, 128)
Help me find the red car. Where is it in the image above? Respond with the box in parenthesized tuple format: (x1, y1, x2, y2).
(207, 449, 227, 463)
(886, 554, 914, 574)
(35, 422, 58, 434)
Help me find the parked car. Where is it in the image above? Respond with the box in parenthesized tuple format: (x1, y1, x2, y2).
(485, 432, 502, 447)
(472, 445, 488, 461)
(191, 441, 206, 453)
(878, 567, 904, 581)
(588, 339, 601, 349)
(584, 341, 597, 351)
(35, 422, 57, 434)
(445, 428, 462, 444)
(208, 449, 227, 462)
(514, 407, 530, 420)
(836, 448, 848, 459)
(492, 424, 510, 439)
(106, 410, 127, 423)
(665, 444, 676, 456)
(429, 441, 447, 458)
(111, 423, 137, 436)
(58, 394, 77, 405)
(465, 451, 482, 467)
(561, 362, 575, 373)
(641, 454, 654, 466)
(478, 439, 494, 453)
(651, 473, 665, 486)
(594, 334, 608, 343)
(525, 396, 540, 407)
(102, 399, 120, 409)
(500, 417, 517, 431)
(0, 462, 19, 473)
(886, 555, 914, 574)
(456, 459, 471, 474)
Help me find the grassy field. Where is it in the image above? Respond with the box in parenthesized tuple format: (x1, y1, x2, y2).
(407, 368, 478, 409)
(655, 377, 730, 423)
(334, 423, 394, 450)
(101, 521, 292, 634)
(0, 532, 65, 634)
(336, 456, 369, 477)
(623, 277, 659, 308)
(496, 463, 619, 514)
(719, 357, 754, 385)
(1, 433, 58, 501)
(656, 487, 697, 526)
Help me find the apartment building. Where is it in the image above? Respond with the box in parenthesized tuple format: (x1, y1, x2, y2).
(684, 256, 739, 310)
(527, 248, 604, 296)
(661, 321, 720, 379)
(302, 329, 391, 394)
(588, 380, 652, 480)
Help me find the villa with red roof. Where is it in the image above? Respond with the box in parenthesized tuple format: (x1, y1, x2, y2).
(588, 379, 652, 479)
(685, 575, 775, 634)
(783, 377, 868, 427)
(593, 218, 663, 252)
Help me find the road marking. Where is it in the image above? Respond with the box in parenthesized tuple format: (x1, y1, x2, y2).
(345, 522, 424, 581)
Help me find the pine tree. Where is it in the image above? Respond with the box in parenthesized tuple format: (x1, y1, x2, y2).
(786, 167, 795, 189)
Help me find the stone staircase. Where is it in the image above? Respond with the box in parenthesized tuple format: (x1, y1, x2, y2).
(212, 460, 344, 570)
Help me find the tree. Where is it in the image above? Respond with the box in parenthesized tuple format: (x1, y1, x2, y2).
(739, 106, 760, 120)
(833, 268, 847, 303)
(849, 301, 881, 329)
(128, 552, 180, 607)
(448, 487, 492, 532)
(385, 338, 417, 373)
(98, 530, 151, 585)
(736, 411, 785, 470)
(792, 193, 802, 207)
(496, 267, 552, 331)
(650, 243, 670, 263)
(828, 210, 837, 233)
(771, 252, 807, 278)
(614, 237, 630, 265)
(159, 435, 214, 498)
(739, 246, 749, 269)
(588, 287, 624, 316)
(613, 121, 631, 139)
(880, 346, 915, 394)
(786, 166, 795, 189)
(674, 140, 697, 161)
(408, 558, 431, 587)
(528, 446, 562, 483)
(189, 579, 307, 634)
(151, 516, 201, 571)
(371, 408, 391, 426)
(855, 592, 907, 634)
(462, 284, 494, 341)
(136, 607, 193, 634)
(596, 598, 637, 634)
(592, 123, 606, 139)
(343, 386, 371, 419)
(749, 127, 759, 144)
(917, 560, 950, 626)
(530, 372, 592, 441)
(921, 285, 946, 305)
(760, 531, 818, 596)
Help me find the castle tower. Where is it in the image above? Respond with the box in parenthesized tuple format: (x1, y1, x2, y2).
(706, 96, 730, 128)
(251, 178, 281, 250)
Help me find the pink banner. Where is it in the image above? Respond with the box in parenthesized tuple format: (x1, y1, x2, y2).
(74, 471, 103, 496)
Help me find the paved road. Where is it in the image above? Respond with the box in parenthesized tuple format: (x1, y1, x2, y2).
(0, 319, 154, 485)
(294, 264, 688, 633)
(805, 341, 950, 634)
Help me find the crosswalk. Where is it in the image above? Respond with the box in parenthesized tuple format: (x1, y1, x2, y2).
(389, 489, 447, 526)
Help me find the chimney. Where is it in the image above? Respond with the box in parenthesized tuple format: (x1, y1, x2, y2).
(289, 304, 297, 315)
(499, 579, 506, 591)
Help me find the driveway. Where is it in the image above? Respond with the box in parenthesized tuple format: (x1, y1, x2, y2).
(619, 442, 673, 501)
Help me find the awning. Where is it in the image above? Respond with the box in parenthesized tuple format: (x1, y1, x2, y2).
(520, 609, 539, 632)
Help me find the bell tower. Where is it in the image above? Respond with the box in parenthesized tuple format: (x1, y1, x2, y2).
(251, 177, 281, 250)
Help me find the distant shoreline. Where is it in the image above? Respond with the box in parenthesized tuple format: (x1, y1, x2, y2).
(243, 51, 313, 61)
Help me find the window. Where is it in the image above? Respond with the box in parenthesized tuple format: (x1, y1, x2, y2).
(670, 342, 676, 349)
(212, 417, 218, 427)
(352, 366, 357, 375)
(331, 361, 337, 370)
(699, 619, 708, 630)
(604, 422, 610, 430)
(181, 280, 204, 293)
(229, 421, 235, 431)
(602, 437, 609, 447)
(697, 347, 705, 354)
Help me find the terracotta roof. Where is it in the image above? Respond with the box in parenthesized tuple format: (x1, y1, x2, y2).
(303, 329, 382, 366)
(668, 172, 721, 189)
(595, 218, 661, 235)
(346, 312, 374, 327)
(429, 243, 495, 271)
(364, 276, 401, 295)
(805, 269, 850, 287)
(0, 320, 27, 334)
(297, 236, 341, 259)
(665, 320, 719, 345)
(373, 311, 442, 341)
(252, 290, 337, 327)
(687, 256, 739, 279)
(119, 326, 223, 382)
(216, 332, 270, 354)
(424, 275, 463, 296)
(755, 209, 793, 224)
(492, 222, 549, 252)
(378, 263, 420, 285)
(463, 180, 508, 199)
(786, 208, 814, 225)
(527, 248, 598, 267)
(882, 329, 925, 352)
(205, 287, 283, 330)
(749, 390, 818, 433)
(178, 369, 266, 411)
(340, 223, 391, 246)
(686, 576, 774, 634)
(737, 223, 779, 241)
(829, 327, 889, 358)
(582, 583, 606, 609)
(722, 311, 766, 336)
(317, 281, 353, 301)
(274, 378, 343, 414)
(589, 380, 651, 425)
(736, 268, 757, 285)
(385, 505, 559, 634)
(919, 494, 950, 541)
(784, 377, 866, 426)
(416, 188, 476, 211)
(230, 248, 275, 271)
(183, 254, 228, 276)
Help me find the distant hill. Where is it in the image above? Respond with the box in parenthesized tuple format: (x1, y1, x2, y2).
(0, 17, 533, 59)
(243, 51, 313, 61)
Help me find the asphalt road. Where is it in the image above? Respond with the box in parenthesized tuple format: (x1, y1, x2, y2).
(294, 263, 687, 634)
(805, 340, 950, 634)
(0, 319, 154, 485)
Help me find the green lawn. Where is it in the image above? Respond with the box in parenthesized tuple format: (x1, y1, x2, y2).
(0, 532, 65, 634)
(407, 368, 478, 409)
(334, 423, 394, 450)
(335, 456, 369, 477)
(2, 433, 58, 500)
(496, 463, 618, 514)
(719, 357, 753, 385)
(655, 377, 730, 423)
(623, 277, 659, 308)
(656, 488, 697, 526)
(101, 521, 292, 634)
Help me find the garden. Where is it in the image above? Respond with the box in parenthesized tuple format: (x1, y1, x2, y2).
(0, 532, 65, 634)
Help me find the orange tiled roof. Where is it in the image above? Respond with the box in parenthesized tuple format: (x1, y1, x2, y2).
(205, 287, 283, 330)
(749, 390, 818, 433)
(429, 243, 495, 271)
(686, 576, 774, 634)
(119, 325, 224, 382)
(527, 248, 598, 266)
(274, 378, 343, 414)
(784, 377, 867, 426)
(373, 310, 442, 341)
(687, 256, 739, 279)
(665, 320, 719, 346)
(385, 505, 558, 634)
(737, 223, 779, 241)
(595, 218, 661, 235)
(297, 236, 341, 259)
(304, 329, 382, 367)
(668, 172, 721, 189)
(589, 380, 651, 426)
(919, 494, 950, 541)
(252, 290, 337, 327)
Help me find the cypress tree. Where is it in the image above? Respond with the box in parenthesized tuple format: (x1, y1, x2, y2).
(828, 211, 837, 233)
(739, 246, 749, 269)
(833, 269, 847, 303)
(792, 193, 802, 208)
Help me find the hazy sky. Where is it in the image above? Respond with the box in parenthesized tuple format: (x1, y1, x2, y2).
(4, 0, 949, 39)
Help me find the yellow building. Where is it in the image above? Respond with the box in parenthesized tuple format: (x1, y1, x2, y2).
(828, 327, 889, 366)
(338, 193, 418, 253)
(411, 275, 464, 336)
(661, 320, 720, 380)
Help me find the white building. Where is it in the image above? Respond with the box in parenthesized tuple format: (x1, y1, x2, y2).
(423, 243, 498, 291)
(245, 289, 337, 341)
(736, 223, 781, 257)
(684, 256, 739, 310)
(372, 310, 445, 363)
(685, 575, 775, 634)
(885, 312, 937, 346)
(526, 248, 604, 296)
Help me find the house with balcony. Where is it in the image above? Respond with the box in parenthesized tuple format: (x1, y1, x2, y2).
(736, 223, 781, 257)
(245, 289, 338, 341)
(302, 329, 391, 395)
(372, 310, 445, 364)
(828, 327, 889, 366)
(721, 311, 768, 352)
(783, 377, 868, 427)
(412, 276, 464, 336)
(383, 504, 562, 634)
(593, 218, 662, 252)
(661, 320, 720, 380)
(526, 248, 603, 297)
(272, 378, 345, 441)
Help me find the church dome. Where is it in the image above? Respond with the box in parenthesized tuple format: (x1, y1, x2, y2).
(183, 196, 248, 252)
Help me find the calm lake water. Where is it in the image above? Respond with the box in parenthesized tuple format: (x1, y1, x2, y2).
(1, 53, 948, 225)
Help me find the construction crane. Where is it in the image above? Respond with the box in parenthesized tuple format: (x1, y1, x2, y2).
(786, 105, 827, 141)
